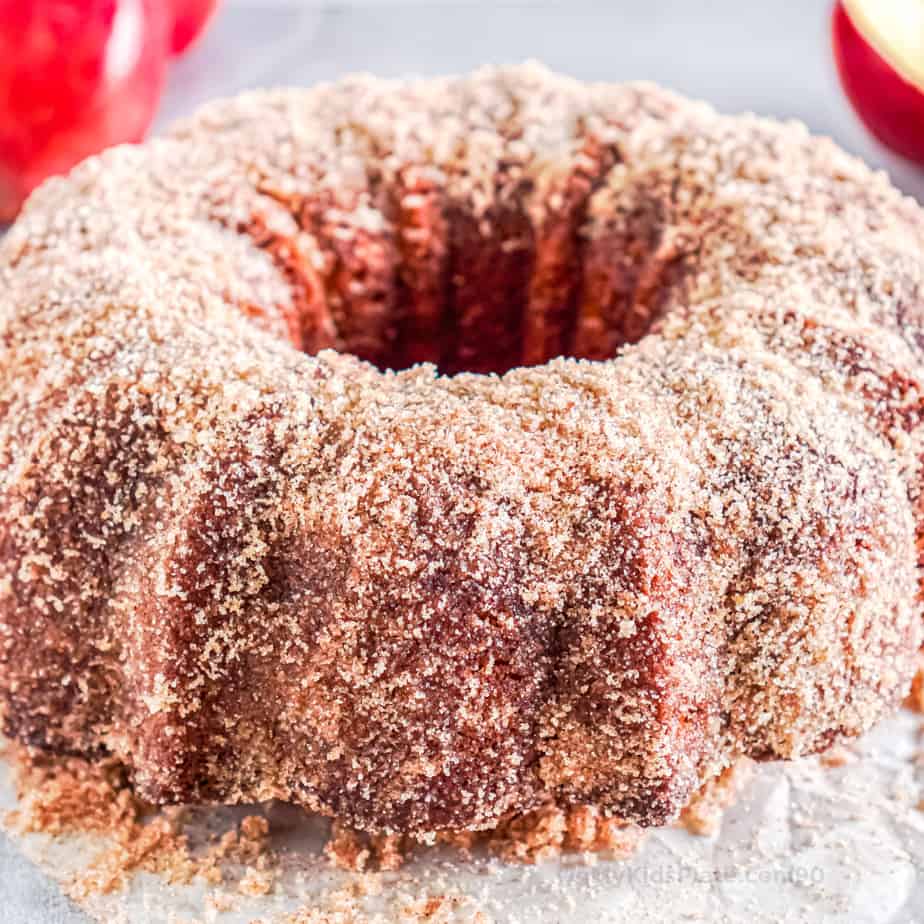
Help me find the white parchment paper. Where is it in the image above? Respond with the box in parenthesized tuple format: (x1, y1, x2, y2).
(1, 709, 922, 923)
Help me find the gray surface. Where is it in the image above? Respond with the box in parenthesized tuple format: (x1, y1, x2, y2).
(3, 1, 923, 921)
(0, 832, 83, 924)
(160, 0, 924, 201)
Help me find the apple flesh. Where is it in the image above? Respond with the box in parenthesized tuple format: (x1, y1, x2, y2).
(833, 0, 924, 164)
(0, 0, 169, 223)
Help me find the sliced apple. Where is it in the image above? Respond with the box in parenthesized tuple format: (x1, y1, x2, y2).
(833, 0, 924, 163)
(0, 0, 169, 223)
(170, 0, 220, 56)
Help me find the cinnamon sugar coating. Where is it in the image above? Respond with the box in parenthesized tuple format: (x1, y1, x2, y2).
(1, 64, 922, 836)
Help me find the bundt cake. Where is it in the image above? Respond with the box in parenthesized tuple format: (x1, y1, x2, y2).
(1, 64, 923, 837)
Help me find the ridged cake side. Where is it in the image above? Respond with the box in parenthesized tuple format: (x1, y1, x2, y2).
(1, 64, 922, 834)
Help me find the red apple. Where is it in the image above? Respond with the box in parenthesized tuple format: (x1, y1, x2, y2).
(169, 0, 219, 56)
(832, 0, 924, 164)
(0, 0, 169, 223)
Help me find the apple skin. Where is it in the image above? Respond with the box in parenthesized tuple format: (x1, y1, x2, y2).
(170, 0, 220, 56)
(0, 0, 169, 223)
(832, 0, 924, 164)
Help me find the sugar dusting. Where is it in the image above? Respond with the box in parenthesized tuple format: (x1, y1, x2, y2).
(0, 742, 756, 921)
(4, 717, 924, 922)
(1, 63, 923, 853)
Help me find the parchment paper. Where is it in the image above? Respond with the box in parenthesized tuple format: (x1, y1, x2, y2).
(2, 709, 922, 923)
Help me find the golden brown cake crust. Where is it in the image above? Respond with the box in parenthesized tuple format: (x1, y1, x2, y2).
(1, 63, 923, 835)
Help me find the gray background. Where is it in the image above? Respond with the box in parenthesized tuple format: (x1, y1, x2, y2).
(2, 1, 922, 920)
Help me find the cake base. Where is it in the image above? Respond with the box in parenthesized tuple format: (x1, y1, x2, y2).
(2, 711, 921, 923)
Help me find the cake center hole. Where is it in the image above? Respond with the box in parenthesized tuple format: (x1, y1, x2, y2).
(246, 194, 678, 375)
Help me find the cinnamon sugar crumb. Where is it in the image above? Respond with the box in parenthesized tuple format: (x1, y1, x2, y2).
(3, 745, 277, 900)
(680, 761, 754, 837)
(238, 864, 275, 897)
(70, 816, 194, 900)
(211, 814, 271, 865)
(904, 663, 924, 713)
(485, 802, 645, 864)
(272, 882, 487, 924)
(325, 822, 373, 872)
(487, 804, 568, 864)
(4, 747, 195, 897)
(563, 804, 599, 851)
(820, 745, 854, 768)
(399, 894, 487, 922)
(6, 752, 135, 838)
(324, 823, 410, 872)
(324, 801, 647, 871)
(372, 833, 405, 872)
(205, 891, 235, 914)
